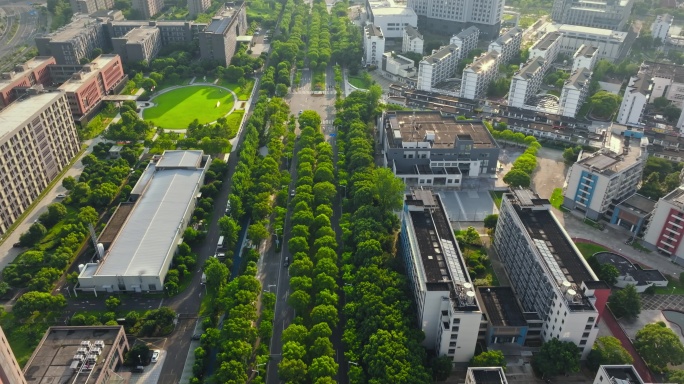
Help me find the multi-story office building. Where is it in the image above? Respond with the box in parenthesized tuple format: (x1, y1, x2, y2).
(572, 44, 599, 71)
(508, 57, 545, 108)
(23, 326, 129, 384)
(643, 187, 684, 264)
(539, 23, 628, 62)
(105, 19, 206, 46)
(380, 111, 500, 187)
(408, 0, 504, 38)
(495, 189, 608, 359)
(188, 0, 211, 17)
(0, 90, 80, 235)
(0, 56, 56, 109)
(593, 365, 645, 384)
(529, 31, 562, 72)
(132, 0, 164, 19)
(366, 0, 418, 39)
(111, 26, 162, 63)
(465, 367, 508, 384)
(562, 135, 647, 220)
(402, 25, 424, 54)
(417, 45, 460, 91)
(0, 326, 26, 384)
(35, 15, 108, 65)
(58, 54, 126, 123)
(559, 68, 592, 118)
(70, 0, 114, 15)
(460, 51, 499, 100)
(449, 26, 479, 60)
(401, 190, 482, 363)
(652, 14, 673, 41)
(363, 24, 385, 67)
(199, 3, 249, 66)
(488, 27, 523, 65)
(616, 73, 651, 125)
(551, 0, 634, 30)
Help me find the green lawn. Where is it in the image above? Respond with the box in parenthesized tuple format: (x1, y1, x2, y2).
(143, 86, 236, 129)
(574, 242, 609, 258)
(348, 75, 370, 89)
(490, 190, 504, 208)
(550, 188, 563, 209)
(225, 110, 245, 139)
(220, 80, 255, 101)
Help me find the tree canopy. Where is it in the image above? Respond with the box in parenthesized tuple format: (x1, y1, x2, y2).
(635, 321, 684, 373)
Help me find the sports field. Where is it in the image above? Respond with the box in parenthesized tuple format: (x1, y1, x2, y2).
(143, 85, 235, 128)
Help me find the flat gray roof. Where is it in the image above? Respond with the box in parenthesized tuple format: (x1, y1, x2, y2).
(517, 57, 545, 79)
(0, 91, 65, 141)
(95, 158, 204, 277)
(157, 149, 203, 168)
(423, 45, 458, 64)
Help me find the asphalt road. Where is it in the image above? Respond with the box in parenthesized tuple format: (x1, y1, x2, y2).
(0, 1, 43, 70)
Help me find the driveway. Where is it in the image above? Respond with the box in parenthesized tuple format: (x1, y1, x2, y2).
(129, 340, 166, 384)
(531, 147, 568, 199)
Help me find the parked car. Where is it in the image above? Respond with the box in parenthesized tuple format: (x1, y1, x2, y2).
(151, 350, 160, 363)
(12, 242, 21, 248)
(56, 194, 66, 198)
(192, 333, 202, 340)
(284, 257, 289, 267)
(133, 366, 145, 373)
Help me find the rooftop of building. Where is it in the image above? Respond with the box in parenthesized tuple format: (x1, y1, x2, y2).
(600, 365, 645, 384)
(41, 14, 100, 41)
(58, 54, 120, 92)
(493, 26, 523, 45)
(594, 252, 667, 285)
(384, 111, 498, 149)
(663, 186, 684, 207)
(576, 135, 645, 176)
(386, 52, 414, 66)
(405, 190, 479, 311)
(516, 57, 545, 79)
(23, 326, 125, 384)
(123, 25, 159, 43)
(542, 22, 628, 40)
(369, 5, 416, 16)
(616, 193, 656, 216)
(642, 61, 684, 83)
(467, 51, 499, 74)
(204, 4, 240, 34)
(455, 26, 479, 39)
(564, 67, 592, 89)
(365, 23, 384, 37)
(655, 13, 674, 23)
(468, 367, 508, 384)
(0, 56, 55, 89)
(531, 31, 562, 51)
(505, 189, 597, 310)
(422, 45, 458, 64)
(404, 25, 422, 39)
(628, 72, 651, 95)
(0, 90, 65, 140)
(574, 44, 599, 59)
(91, 151, 206, 278)
(477, 287, 526, 327)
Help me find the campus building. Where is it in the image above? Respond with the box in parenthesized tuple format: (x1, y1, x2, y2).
(529, 31, 562, 73)
(382, 52, 417, 81)
(559, 67, 592, 118)
(402, 25, 424, 54)
(401, 190, 482, 363)
(35, 15, 108, 65)
(70, 0, 114, 16)
(132, 0, 164, 18)
(562, 135, 647, 221)
(508, 57, 546, 109)
(199, 3, 249, 66)
(111, 25, 162, 63)
(365, 0, 418, 39)
(609, 193, 655, 237)
(0, 326, 26, 384)
(417, 45, 460, 91)
(593, 252, 666, 292)
(105, 19, 206, 46)
(476, 286, 534, 347)
(643, 186, 684, 264)
(379, 111, 500, 188)
(551, 0, 634, 30)
(408, 0, 504, 38)
(495, 189, 609, 359)
(78, 150, 210, 292)
(0, 90, 80, 236)
(465, 367, 508, 384)
(363, 24, 385, 67)
(0, 56, 56, 109)
(616, 73, 651, 125)
(460, 51, 499, 100)
(23, 326, 129, 384)
(593, 365, 646, 384)
(188, 0, 211, 17)
(449, 26, 479, 60)
(538, 23, 628, 62)
(651, 14, 673, 41)
(488, 27, 523, 65)
(572, 45, 599, 72)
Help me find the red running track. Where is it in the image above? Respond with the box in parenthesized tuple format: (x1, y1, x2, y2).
(601, 309, 654, 382)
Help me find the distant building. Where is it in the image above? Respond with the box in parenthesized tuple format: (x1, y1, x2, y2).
(23, 326, 129, 384)
(417, 45, 460, 91)
(465, 367, 508, 384)
(379, 111, 500, 188)
(0, 56, 56, 109)
(572, 44, 599, 72)
(559, 68, 592, 118)
(402, 25, 424, 54)
(35, 15, 108, 65)
(449, 26, 479, 60)
(70, 0, 114, 15)
(551, 0, 633, 30)
(593, 365, 645, 384)
(363, 24, 385, 67)
(616, 73, 651, 125)
(78, 151, 210, 292)
(643, 186, 684, 264)
(198, 3, 248, 66)
(188, 0, 211, 17)
(539, 23, 628, 62)
(0, 326, 26, 384)
(488, 27, 523, 65)
(401, 190, 482, 363)
(594, 252, 667, 292)
(111, 25, 162, 63)
(132, 0, 164, 19)
(562, 136, 647, 221)
(408, 0, 504, 38)
(460, 51, 499, 100)
(365, 0, 418, 38)
(508, 57, 545, 108)
(495, 189, 609, 359)
(0, 90, 80, 236)
(651, 14, 673, 41)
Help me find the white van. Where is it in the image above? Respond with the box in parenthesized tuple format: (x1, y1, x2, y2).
(217, 236, 225, 250)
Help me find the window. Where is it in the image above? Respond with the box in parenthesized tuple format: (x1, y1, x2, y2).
(448, 349, 455, 354)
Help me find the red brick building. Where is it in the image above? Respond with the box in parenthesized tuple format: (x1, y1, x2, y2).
(0, 56, 56, 109)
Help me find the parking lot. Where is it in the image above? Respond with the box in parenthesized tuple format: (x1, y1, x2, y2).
(128, 339, 167, 384)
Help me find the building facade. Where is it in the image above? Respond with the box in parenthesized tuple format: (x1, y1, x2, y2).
(382, 52, 417, 80)
(508, 57, 545, 108)
(198, 3, 248, 66)
(559, 68, 592, 118)
(488, 27, 523, 65)
(0, 90, 80, 236)
(0, 56, 56, 109)
(562, 136, 647, 220)
(460, 51, 499, 100)
(652, 14, 673, 41)
(69, 0, 114, 15)
(449, 26, 479, 60)
(35, 15, 108, 65)
(616, 73, 650, 125)
(551, 0, 634, 30)
(643, 187, 684, 264)
(401, 190, 482, 363)
(465, 367, 508, 384)
(111, 26, 162, 63)
(529, 31, 562, 72)
(572, 44, 599, 71)
(132, 0, 164, 19)
(408, 0, 504, 38)
(402, 25, 424, 54)
(417, 45, 460, 91)
(363, 24, 385, 67)
(539, 23, 627, 62)
(188, 0, 211, 17)
(0, 326, 26, 384)
(380, 111, 500, 188)
(366, 1, 418, 39)
(495, 189, 606, 359)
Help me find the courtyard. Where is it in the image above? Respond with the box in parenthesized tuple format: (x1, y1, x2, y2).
(142, 85, 237, 129)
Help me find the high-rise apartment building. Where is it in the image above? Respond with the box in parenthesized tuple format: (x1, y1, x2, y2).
(188, 0, 211, 17)
(0, 326, 26, 384)
(508, 57, 545, 108)
(643, 187, 684, 264)
(651, 14, 673, 41)
(408, 0, 504, 38)
(572, 44, 599, 72)
(495, 189, 608, 359)
(449, 26, 479, 60)
(363, 24, 385, 67)
(199, 3, 248, 66)
(401, 190, 482, 363)
(111, 26, 162, 63)
(0, 90, 80, 235)
(460, 51, 499, 100)
(529, 31, 562, 72)
(559, 68, 592, 118)
(132, 0, 164, 19)
(417, 45, 460, 91)
(365, 0, 418, 39)
(69, 0, 113, 15)
(616, 73, 651, 125)
(0, 56, 56, 109)
(402, 25, 424, 54)
(551, 0, 634, 30)
(35, 15, 108, 65)
(488, 27, 523, 65)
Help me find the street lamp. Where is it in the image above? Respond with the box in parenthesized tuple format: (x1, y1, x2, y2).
(138, 355, 142, 365)
(253, 362, 267, 375)
(264, 284, 276, 293)
(349, 361, 359, 366)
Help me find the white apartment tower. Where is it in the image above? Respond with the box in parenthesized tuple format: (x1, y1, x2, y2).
(417, 45, 460, 91)
(402, 25, 424, 54)
(529, 31, 562, 72)
(559, 68, 592, 118)
(572, 45, 599, 72)
(508, 57, 546, 108)
(643, 187, 684, 264)
(460, 51, 500, 100)
(616, 73, 651, 125)
(651, 14, 673, 42)
(449, 26, 479, 60)
(407, 0, 504, 38)
(488, 27, 524, 65)
(363, 24, 385, 67)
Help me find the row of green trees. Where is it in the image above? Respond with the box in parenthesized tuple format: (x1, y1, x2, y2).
(307, 0, 332, 71)
(278, 111, 340, 383)
(485, 121, 542, 188)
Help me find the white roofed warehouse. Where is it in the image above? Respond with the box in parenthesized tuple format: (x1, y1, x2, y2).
(78, 150, 210, 292)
